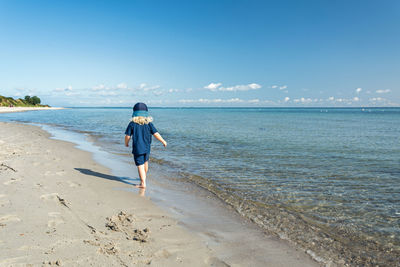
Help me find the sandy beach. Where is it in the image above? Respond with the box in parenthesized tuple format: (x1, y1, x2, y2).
(0, 107, 64, 114)
(0, 121, 320, 266)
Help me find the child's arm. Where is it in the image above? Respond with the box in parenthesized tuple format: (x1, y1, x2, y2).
(153, 132, 167, 147)
(125, 135, 131, 147)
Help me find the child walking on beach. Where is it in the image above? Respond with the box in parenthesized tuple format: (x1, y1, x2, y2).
(125, 102, 167, 188)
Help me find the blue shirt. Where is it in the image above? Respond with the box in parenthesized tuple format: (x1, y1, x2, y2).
(125, 122, 158, 155)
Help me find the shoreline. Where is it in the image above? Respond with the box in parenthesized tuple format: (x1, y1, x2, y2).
(0, 122, 221, 266)
(0, 121, 319, 266)
(0, 107, 64, 113)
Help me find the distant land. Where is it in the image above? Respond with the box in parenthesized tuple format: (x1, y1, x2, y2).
(0, 95, 49, 107)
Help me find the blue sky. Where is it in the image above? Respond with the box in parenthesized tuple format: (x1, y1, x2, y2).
(0, 0, 399, 107)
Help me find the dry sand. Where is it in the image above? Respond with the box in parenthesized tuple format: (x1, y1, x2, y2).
(0, 122, 320, 266)
(0, 107, 64, 113)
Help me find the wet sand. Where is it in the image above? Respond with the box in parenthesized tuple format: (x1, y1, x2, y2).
(0, 122, 319, 266)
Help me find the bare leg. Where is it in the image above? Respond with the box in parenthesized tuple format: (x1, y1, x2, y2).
(137, 164, 146, 188)
(144, 161, 149, 174)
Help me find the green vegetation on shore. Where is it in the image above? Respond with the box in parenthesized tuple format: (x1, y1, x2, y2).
(0, 95, 49, 107)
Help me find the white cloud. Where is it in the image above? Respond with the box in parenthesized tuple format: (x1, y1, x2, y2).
(356, 88, 362, 94)
(65, 91, 80, 96)
(226, 98, 243, 103)
(205, 83, 261, 92)
(153, 91, 164, 96)
(220, 83, 261, 92)
(263, 99, 278, 105)
(178, 98, 278, 106)
(292, 96, 358, 105)
(54, 85, 73, 92)
(51, 85, 79, 96)
(138, 83, 160, 91)
(204, 82, 222, 91)
(284, 97, 290, 102)
(369, 97, 385, 102)
(293, 97, 313, 104)
(179, 98, 245, 104)
(168, 88, 179, 93)
(97, 91, 117, 96)
(376, 89, 391, 94)
(367, 97, 399, 106)
(326, 97, 354, 104)
(92, 84, 106, 91)
(178, 98, 278, 105)
(271, 85, 287, 90)
(92, 83, 131, 91)
(93, 98, 131, 105)
(117, 83, 128, 89)
(88, 82, 162, 96)
(13, 87, 36, 97)
(178, 99, 196, 103)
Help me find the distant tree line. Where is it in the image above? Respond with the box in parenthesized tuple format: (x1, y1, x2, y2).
(0, 94, 48, 107)
(24, 95, 41, 105)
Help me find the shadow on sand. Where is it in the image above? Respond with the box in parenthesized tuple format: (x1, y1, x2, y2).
(74, 168, 138, 186)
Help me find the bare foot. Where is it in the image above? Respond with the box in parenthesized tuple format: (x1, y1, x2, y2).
(135, 184, 146, 189)
(138, 188, 146, 197)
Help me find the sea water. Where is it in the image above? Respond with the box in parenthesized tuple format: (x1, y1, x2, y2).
(1, 107, 399, 265)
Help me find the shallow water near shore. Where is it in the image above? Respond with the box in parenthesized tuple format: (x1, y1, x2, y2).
(1, 107, 399, 266)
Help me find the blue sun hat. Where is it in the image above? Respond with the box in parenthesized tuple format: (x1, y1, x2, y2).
(132, 102, 148, 117)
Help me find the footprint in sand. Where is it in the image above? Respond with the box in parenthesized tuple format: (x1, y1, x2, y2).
(17, 245, 42, 251)
(56, 171, 65, 176)
(40, 193, 60, 201)
(40, 193, 68, 208)
(67, 181, 81, 188)
(3, 178, 20, 185)
(154, 249, 172, 259)
(0, 194, 10, 206)
(205, 257, 230, 266)
(44, 171, 52, 176)
(0, 256, 28, 265)
(0, 214, 21, 223)
(35, 183, 44, 188)
(47, 212, 64, 227)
